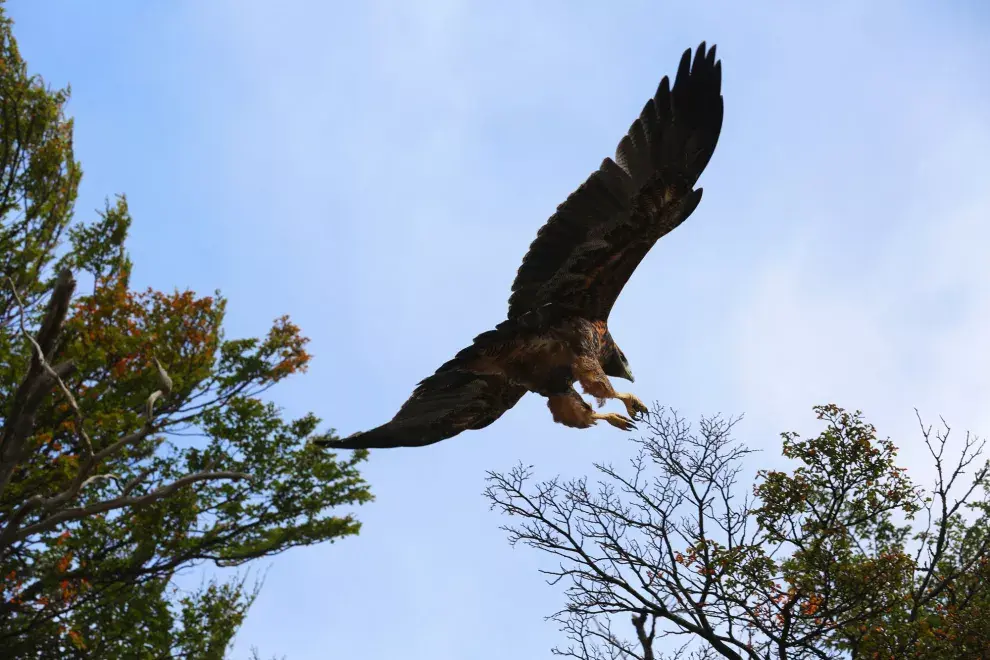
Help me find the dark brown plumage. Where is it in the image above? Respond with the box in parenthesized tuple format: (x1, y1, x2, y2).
(321, 43, 724, 450)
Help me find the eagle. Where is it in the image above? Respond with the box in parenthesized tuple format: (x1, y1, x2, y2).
(321, 42, 723, 450)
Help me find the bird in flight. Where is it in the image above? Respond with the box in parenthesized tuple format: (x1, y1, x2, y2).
(320, 42, 723, 450)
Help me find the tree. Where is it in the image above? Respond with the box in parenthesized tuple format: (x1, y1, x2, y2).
(0, 5, 372, 657)
(485, 404, 990, 659)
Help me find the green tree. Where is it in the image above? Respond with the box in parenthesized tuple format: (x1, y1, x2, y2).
(0, 5, 372, 657)
(486, 404, 989, 659)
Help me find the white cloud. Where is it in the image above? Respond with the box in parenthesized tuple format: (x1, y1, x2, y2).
(731, 94, 990, 477)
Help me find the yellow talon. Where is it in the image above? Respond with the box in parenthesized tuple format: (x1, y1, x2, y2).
(617, 393, 648, 419)
(593, 412, 636, 431)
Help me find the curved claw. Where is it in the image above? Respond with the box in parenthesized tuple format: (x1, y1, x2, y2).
(594, 412, 637, 432)
(619, 393, 649, 420)
(617, 415, 637, 431)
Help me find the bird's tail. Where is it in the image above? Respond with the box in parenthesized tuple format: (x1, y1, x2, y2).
(313, 426, 404, 450)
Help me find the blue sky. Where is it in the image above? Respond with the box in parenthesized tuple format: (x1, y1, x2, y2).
(7, 1, 990, 657)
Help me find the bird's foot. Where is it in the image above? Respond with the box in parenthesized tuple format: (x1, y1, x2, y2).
(617, 393, 648, 420)
(593, 411, 637, 431)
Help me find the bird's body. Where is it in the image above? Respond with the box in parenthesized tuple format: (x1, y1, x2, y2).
(322, 42, 724, 450)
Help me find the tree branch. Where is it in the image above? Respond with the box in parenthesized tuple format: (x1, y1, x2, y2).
(0, 268, 75, 492)
(9, 470, 251, 543)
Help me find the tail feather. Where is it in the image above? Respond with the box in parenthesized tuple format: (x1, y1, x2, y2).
(314, 367, 526, 450)
(314, 423, 444, 450)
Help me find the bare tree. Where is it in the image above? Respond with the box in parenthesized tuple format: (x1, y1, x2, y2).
(485, 404, 990, 659)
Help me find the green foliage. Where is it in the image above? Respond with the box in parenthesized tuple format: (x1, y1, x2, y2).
(750, 405, 990, 659)
(0, 7, 79, 316)
(0, 5, 372, 656)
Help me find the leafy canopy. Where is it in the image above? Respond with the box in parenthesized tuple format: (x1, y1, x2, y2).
(0, 5, 371, 657)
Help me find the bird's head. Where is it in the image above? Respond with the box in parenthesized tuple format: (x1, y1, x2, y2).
(602, 337, 634, 383)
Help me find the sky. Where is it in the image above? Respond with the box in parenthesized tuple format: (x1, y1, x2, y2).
(6, 0, 990, 657)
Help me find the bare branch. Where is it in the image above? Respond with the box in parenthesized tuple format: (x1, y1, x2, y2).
(489, 406, 990, 659)
(487, 408, 760, 660)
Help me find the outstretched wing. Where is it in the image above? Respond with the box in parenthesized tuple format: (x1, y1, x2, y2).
(507, 42, 723, 320)
(321, 364, 526, 450)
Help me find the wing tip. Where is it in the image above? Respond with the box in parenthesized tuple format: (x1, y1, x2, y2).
(676, 41, 722, 92)
(687, 41, 719, 69)
(664, 41, 724, 181)
(505, 40, 724, 320)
